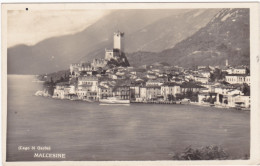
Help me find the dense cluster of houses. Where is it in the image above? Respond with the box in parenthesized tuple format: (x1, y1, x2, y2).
(51, 31, 250, 109)
(53, 61, 250, 109)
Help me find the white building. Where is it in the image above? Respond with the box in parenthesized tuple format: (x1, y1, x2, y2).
(200, 71, 211, 78)
(194, 75, 209, 84)
(53, 82, 70, 99)
(146, 79, 164, 86)
(225, 74, 250, 85)
(161, 83, 181, 100)
(215, 87, 250, 108)
(78, 76, 98, 92)
(226, 67, 247, 75)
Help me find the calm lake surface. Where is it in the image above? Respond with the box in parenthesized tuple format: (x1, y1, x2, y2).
(7, 75, 250, 161)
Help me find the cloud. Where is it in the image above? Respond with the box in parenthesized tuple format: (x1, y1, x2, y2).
(7, 10, 111, 48)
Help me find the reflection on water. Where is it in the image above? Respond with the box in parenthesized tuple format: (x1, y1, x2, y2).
(7, 75, 250, 161)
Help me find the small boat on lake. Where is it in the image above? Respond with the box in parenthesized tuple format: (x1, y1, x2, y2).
(99, 97, 130, 104)
(180, 98, 191, 104)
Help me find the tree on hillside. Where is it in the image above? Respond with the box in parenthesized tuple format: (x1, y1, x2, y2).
(210, 69, 227, 82)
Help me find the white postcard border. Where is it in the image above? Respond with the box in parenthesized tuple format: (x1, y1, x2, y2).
(1, 2, 260, 166)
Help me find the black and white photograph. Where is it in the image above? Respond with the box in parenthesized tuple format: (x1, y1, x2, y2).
(1, 2, 260, 165)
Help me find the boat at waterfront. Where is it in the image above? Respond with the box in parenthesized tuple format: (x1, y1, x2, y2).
(99, 97, 130, 104)
(180, 98, 191, 104)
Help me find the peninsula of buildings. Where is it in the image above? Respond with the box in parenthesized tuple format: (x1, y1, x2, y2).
(36, 31, 251, 109)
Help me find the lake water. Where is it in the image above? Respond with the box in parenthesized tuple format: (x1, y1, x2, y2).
(6, 75, 250, 161)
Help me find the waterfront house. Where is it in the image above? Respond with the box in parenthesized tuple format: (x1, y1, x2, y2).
(87, 91, 98, 101)
(112, 85, 130, 100)
(140, 86, 161, 101)
(98, 85, 113, 99)
(130, 83, 141, 100)
(215, 86, 245, 107)
(69, 85, 76, 94)
(53, 82, 70, 99)
(76, 85, 91, 99)
(228, 95, 250, 108)
(161, 82, 181, 100)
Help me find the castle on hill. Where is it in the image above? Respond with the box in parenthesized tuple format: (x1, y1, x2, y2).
(105, 31, 124, 60)
(70, 31, 129, 77)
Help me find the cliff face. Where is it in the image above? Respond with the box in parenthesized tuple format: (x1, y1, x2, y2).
(127, 9, 250, 67)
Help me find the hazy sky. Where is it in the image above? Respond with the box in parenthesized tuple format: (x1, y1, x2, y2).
(7, 10, 111, 48)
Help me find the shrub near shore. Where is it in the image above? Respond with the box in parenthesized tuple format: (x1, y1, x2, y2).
(172, 145, 250, 160)
(173, 145, 229, 160)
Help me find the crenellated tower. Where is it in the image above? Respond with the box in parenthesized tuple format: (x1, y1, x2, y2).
(113, 31, 124, 52)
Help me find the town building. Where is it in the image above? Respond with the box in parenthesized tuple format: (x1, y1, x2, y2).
(227, 67, 247, 75)
(180, 82, 205, 93)
(78, 76, 98, 92)
(76, 84, 92, 99)
(140, 86, 161, 101)
(91, 58, 107, 69)
(199, 71, 211, 78)
(98, 85, 113, 99)
(194, 75, 209, 84)
(215, 87, 250, 108)
(146, 78, 165, 86)
(130, 84, 141, 99)
(228, 95, 250, 108)
(70, 62, 94, 77)
(113, 86, 130, 100)
(161, 82, 181, 100)
(201, 83, 215, 93)
(53, 82, 71, 99)
(225, 74, 250, 85)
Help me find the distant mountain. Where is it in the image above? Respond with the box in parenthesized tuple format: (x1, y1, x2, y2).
(127, 8, 250, 67)
(8, 9, 219, 74)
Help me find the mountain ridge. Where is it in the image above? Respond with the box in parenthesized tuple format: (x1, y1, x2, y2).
(126, 8, 249, 68)
(9, 9, 244, 74)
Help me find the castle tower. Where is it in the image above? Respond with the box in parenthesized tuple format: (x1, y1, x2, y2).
(113, 31, 124, 51)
